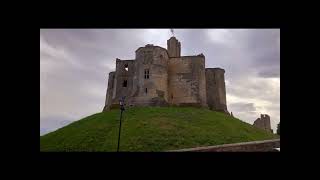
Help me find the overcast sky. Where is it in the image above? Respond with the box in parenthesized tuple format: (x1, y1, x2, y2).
(40, 29, 280, 136)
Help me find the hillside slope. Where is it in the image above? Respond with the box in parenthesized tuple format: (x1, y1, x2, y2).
(40, 107, 278, 152)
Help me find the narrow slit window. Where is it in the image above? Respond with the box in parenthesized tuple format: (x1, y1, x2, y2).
(144, 69, 149, 79)
(145, 88, 148, 94)
(123, 80, 127, 87)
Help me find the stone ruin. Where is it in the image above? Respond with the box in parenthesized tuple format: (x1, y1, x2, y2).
(253, 114, 273, 133)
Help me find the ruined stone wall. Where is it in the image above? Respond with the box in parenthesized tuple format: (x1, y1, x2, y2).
(253, 114, 272, 132)
(110, 59, 136, 106)
(130, 45, 169, 106)
(103, 71, 115, 111)
(168, 56, 207, 106)
(205, 68, 228, 113)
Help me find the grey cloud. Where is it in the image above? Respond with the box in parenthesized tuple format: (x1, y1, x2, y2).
(227, 77, 280, 104)
(258, 66, 280, 78)
(179, 29, 280, 80)
(229, 102, 257, 112)
(175, 29, 213, 55)
(245, 29, 280, 78)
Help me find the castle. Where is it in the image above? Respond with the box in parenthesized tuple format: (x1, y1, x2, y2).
(103, 36, 228, 113)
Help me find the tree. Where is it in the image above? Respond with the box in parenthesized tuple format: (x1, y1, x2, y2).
(277, 122, 280, 135)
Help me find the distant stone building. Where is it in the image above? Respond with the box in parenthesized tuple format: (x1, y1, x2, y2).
(253, 114, 273, 133)
(103, 36, 228, 113)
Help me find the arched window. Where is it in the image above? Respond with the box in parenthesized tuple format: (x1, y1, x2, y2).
(124, 64, 128, 71)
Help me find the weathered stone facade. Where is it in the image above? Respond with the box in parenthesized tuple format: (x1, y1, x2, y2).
(103, 36, 228, 113)
(253, 114, 273, 132)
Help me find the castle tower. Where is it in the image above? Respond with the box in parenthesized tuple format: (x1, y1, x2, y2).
(205, 68, 228, 113)
(131, 44, 169, 106)
(167, 37, 181, 58)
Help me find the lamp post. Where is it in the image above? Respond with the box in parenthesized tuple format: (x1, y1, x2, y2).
(117, 96, 125, 152)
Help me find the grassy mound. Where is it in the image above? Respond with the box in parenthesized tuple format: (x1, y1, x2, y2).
(40, 107, 278, 152)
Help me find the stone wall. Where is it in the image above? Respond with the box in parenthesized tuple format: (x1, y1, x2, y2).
(205, 68, 228, 113)
(168, 56, 207, 107)
(103, 71, 115, 111)
(101, 59, 136, 109)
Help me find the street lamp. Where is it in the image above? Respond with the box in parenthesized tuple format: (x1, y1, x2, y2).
(117, 96, 125, 152)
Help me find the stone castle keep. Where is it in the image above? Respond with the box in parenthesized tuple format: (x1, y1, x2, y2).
(103, 36, 228, 113)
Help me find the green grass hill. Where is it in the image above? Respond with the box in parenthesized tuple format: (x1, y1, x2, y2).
(40, 107, 278, 152)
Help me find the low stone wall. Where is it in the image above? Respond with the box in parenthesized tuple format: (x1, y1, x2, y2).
(168, 139, 280, 152)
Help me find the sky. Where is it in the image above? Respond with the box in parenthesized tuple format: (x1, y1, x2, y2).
(40, 29, 280, 136)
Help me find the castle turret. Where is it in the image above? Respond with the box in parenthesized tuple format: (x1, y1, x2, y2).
(132, 44, 169, 106)
(205, 68, 228, 113)
(167, 37, 181, 58)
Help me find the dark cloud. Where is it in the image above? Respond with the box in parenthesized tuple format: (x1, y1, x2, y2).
(246, 29, 280, 78)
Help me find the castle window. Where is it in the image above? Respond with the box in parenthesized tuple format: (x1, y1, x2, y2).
(144, 69, 149, 79)
(124, 64, 128, 71)
(123, 80, 127, 87)
(145, 88, 148, 94)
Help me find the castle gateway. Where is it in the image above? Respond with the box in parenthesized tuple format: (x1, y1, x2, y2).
(103, 36, 228, 113)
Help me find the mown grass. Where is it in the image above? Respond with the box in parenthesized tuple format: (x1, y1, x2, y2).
(40, 107, 279, 152)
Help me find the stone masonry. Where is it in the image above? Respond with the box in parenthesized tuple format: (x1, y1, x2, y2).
(103, 36, 228, 113)
(253, 114, 273, 133)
